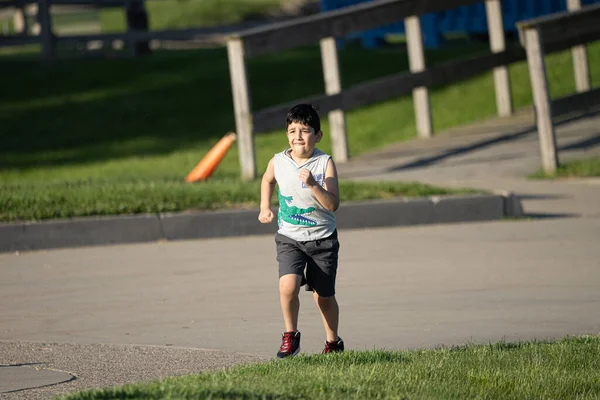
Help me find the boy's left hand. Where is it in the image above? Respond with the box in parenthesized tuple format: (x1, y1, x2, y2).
(299, 169, 317, 187)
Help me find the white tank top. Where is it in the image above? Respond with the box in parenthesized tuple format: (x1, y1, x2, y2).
(273, 148, 336, 241)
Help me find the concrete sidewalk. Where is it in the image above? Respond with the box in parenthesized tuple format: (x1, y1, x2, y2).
(337, 108, 600, 218)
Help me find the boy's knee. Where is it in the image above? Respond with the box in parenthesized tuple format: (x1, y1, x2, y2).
(279, 274, 301, 297)
(314, 292, 336, 303)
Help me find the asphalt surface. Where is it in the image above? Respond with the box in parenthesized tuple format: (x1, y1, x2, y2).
(2, 217, 600, 398)
(0, 342, 266, 399)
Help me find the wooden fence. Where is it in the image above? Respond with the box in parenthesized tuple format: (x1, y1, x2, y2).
(518, 1, 600, 174)
(225, 0, 592, 181)
(1, 0, 147, 58)
(0, 0, 251, 57)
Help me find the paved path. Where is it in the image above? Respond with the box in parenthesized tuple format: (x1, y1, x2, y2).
(337, 109, 600, 218)
(2, 218, 600, 398)
(1, 109, 599, 399)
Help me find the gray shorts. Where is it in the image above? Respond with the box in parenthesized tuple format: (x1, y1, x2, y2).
(275, 230, 340, 297)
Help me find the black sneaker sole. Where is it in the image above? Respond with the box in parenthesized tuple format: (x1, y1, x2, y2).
(276, 346, 300, 359)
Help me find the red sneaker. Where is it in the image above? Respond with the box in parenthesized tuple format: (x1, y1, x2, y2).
(277, 331, 301, 358)
(322, 337, 344, 354)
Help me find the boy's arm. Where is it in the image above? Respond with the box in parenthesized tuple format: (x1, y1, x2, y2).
(258, 158, 276, 224)
(300, 158, 340, 212)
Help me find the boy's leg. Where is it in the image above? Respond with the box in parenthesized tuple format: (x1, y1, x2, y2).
(304, 230, 342, 347)
(276, 233, 307, 332)
(279, 273, 303, 332)
(275, 233, 307, 358)
(313, 291, 339, 342)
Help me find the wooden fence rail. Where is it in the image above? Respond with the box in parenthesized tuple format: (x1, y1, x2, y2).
(252, 46, 529, 133)
(237, 0, 485, 57)
(226, 0, 523, 181)
(517, 2, 600, 174)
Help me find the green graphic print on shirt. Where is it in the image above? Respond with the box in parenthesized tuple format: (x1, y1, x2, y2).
(278, 190, 317, 226)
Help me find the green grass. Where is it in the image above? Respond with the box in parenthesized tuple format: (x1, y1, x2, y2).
(100, 0, 286, 32)
(2, 39, 599, 222)
(530, 156, 600, 179)
(2, 0, 299, 36)
(58, 335, 600, 400)
(1, 180, 475, 222)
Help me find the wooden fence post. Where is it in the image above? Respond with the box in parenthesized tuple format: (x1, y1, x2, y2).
(567, 0, 590, 92)
(320, 37, 348, 163)
(405, 15, 432, 139)
(227, 37, 256, 181)
(29, 3, 40, 35)
(524, 27, 558, 174)
(13, 6, 27, 34)
(38, 0, 54, 60)
(125, 0, 151, 57)
(485, 0, 513, 116)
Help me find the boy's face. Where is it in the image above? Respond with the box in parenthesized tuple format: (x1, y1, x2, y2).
(286, 121, 322, 158)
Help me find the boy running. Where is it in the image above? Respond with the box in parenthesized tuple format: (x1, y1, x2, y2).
(258, 103, 344, 358)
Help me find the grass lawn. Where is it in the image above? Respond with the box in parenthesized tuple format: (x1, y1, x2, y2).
(0, 0, 299, 34)
(2, 37, 599, 222)
(58, 335, 600, 400)
(530, 156, 600, 179)
(1, 180, 475, 222)
(99, 0, 295, 32)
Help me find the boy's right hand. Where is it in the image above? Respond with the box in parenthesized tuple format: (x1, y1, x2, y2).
(258, 208, 274, 224)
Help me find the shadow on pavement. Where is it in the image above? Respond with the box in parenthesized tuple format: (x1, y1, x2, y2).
(387, 114, 599, 173)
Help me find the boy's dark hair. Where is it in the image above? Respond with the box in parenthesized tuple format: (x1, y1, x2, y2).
(286, 104, 321, 133)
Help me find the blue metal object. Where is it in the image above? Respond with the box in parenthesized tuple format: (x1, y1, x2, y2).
(320, 0, 600, 48)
